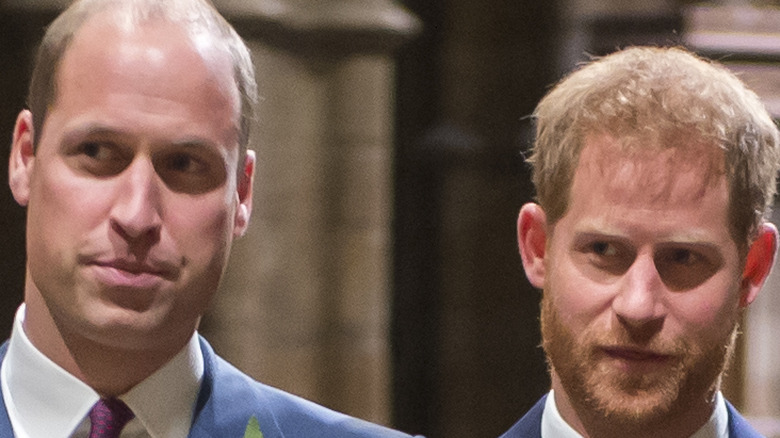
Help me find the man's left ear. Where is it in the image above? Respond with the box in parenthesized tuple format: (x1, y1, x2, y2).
(740, 222, 778, 307)
(233, 149, 255, 237)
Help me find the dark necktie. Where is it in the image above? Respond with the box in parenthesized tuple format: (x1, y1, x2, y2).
(88, 398, 135, 438)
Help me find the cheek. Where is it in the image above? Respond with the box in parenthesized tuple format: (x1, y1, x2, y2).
(667, 275, 742, 336)
(164, 196, 235, 262)
(546, 251, 615, 330)
(28, 169, 110, 252)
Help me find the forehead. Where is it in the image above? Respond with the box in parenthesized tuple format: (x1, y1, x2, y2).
(552, 134, 735, 247)
(42, 13, 242, 156)
(574, 134, 727, 209)
(56, 13, 240, 123)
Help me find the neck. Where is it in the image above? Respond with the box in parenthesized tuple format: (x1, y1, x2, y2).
(22, 282, 187, 397)
(550, 373, 717, 438)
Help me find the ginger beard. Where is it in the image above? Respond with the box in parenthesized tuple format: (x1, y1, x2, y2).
(540, 293, 737, 428)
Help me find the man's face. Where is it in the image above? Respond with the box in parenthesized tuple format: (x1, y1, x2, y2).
(11, 17, 252, 353)
(539, 135, 745, 428)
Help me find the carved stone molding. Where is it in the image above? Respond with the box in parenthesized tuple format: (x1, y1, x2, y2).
(1, 0, 70, 12)
(217, 0, 420, 54)
(1, 0, 421, 55)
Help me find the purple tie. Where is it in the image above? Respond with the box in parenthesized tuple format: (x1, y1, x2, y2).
(88, 398, 135, 438)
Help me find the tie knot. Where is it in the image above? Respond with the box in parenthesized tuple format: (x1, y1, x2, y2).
(89, 398, 135, 438)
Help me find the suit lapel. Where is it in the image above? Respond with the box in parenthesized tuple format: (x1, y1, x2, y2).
(0, 335, 284, 438)
(188, 337, 285, 438)
(0, 342, 17, 438)
(500, 394, 545, 438)
(726, 400, 763, 438)
(501, 395, 766, 438)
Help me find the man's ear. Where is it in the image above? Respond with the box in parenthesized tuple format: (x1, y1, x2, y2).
(233, 149, 255, 237)
(739, 222, 778, 308)
(517, 203, 548, 289)
(9, 110, 36, 207)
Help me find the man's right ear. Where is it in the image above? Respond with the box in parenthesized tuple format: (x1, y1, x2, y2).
(517, 203, 548, 289)
(9, 110, 36, 207)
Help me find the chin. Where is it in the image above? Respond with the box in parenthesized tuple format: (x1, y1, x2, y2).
(75, 307, 172, 349)
(580, 375, 682, 425)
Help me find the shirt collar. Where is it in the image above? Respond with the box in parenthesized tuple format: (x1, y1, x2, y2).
(1, 304, 204, 438)
(123, 333, 204, 438)
(541, 389, 730, 438)
(541, 390, 585, 438)
(691, 391, 729, 438)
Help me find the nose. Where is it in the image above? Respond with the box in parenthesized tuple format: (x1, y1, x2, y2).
(611, 252, 667, 328)
(110, 158, 162, 244)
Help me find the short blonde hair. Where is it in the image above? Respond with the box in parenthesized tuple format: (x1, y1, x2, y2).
(531, 46, 780, 247)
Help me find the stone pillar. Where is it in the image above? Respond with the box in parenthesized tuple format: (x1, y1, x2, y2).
(0, 0, 420, 426)
(684, 5, 780, 436)
(205, 0, 420, 425)
(555, 0, 681, 75)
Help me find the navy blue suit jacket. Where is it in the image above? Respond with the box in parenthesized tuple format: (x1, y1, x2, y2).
(500, 394, 764, 438)
(0, 338, 418, 437)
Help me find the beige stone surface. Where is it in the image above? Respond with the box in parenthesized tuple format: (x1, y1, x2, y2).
(208, 33, 399, 426)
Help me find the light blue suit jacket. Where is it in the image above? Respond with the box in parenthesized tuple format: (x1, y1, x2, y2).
(0, 338, 418, 437)
(500, 394, 764, 438)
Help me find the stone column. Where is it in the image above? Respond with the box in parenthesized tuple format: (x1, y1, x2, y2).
(684, 5, 780, 436)
(205, 0, 420, 425)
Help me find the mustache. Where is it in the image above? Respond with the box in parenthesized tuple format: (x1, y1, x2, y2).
(539, 296, 686, 357)
(540, 299, 738, 364)
(592, 327, 688, 357)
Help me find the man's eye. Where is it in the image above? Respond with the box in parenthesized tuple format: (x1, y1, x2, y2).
(655, 247, 720, 291)
(81, 142, 111, 160)
(578, 240, 633, 276)
(70, 142, 128, 176)
(591, 241, 618, 257)
(154, 150, 226, 195)
(656, 247, 707, 269)
(668, 249, 699, 266)
(167, 153, 205, 174)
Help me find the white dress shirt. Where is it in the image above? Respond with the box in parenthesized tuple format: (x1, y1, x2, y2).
(0, 305, 204, 438)
(541, 389, 729, 438)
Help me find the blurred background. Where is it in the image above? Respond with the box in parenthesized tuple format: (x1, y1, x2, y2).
(1, 0, 780, 437)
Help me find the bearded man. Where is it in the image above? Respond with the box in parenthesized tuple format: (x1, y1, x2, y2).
(503, 46, 779, 438)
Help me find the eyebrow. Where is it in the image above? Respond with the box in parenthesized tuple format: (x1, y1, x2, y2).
(60, 123, 125, 145)
(168, 137, 221, 151)
(572, 221, 721, 246)
(59, 123, 222, 151)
